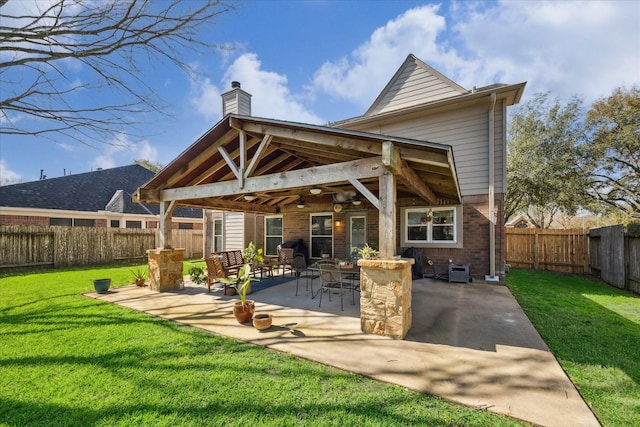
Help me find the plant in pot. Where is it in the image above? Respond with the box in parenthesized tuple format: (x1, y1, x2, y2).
(188, 265, 208, 287)
(357, 243, 380, 259)
(220, 242, 263, 324)
(129, 266, 147, 287)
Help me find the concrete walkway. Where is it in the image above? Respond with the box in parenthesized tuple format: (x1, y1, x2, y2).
(87, 277, 600, 427)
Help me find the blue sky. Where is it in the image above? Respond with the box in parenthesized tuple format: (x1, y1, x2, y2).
(1, 0, 639, 184)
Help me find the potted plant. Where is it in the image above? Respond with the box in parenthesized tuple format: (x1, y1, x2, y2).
(129, 266, 147, 287)
(220, 242, 263, 323)
(357, 243, 380, 259)
(188, 265, 208, 286)
(93, 278, 111, 293)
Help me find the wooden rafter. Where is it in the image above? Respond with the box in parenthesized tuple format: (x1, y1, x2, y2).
(382, 141, 437, 205)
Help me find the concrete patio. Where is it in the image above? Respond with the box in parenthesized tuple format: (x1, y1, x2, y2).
(87, 276, 600, 427)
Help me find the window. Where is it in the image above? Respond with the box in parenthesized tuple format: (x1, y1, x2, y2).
(126, 220, 142, 229)
(264, 216, 282, 256)
(310, 214, 333, 258)
(110, 220, 120, 228)
(213, 219, 223, 252)
(405, 207, 457, 243)
(50, 217, 72, 226)
(74, 219, 95, 227)
(178, 222, 193, 230)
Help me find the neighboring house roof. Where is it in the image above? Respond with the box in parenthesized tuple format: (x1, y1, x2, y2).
(506, 214, 535, 228)
(0, 164, 201, 219)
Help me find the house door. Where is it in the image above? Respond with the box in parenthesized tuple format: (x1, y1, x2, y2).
(348, 215, 366, 259)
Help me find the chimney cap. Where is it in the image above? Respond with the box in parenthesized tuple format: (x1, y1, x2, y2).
(231, 81, 241, 89)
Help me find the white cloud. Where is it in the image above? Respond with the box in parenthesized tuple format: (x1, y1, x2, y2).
(223, 53, 325, 124)
(190, 53, 325, 124)
(311, 4, 460, 108)
(0, 160, 22, 186)
(189, 73, 222, 121)
(91, 134, 158, 171)
(309, 1, 639, 109)
(453, 0, 640, 102)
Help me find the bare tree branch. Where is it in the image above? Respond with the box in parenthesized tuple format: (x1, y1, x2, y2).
(0, 0, 235, 145)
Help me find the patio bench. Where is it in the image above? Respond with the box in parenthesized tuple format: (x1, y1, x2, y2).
(205, 250, 244, 292)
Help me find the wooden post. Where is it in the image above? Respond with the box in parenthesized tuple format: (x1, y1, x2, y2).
(533, 233, 539, 270)
(379, 171, 396, 257)
(159, 199, 176, 249)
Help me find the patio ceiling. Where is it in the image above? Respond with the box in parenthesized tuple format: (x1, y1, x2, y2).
(133, 114, 461, 214)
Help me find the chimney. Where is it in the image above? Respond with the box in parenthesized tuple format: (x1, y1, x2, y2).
(221, 81, 252, 116)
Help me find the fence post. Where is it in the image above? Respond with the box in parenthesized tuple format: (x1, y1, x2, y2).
(533, 233, 539, 270)
(625, 234, 630, 291)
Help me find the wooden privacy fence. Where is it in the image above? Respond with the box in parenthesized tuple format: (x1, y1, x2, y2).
(505, 228, 590, 274)
(0, 225, 203, 269)
(590, 225, 640, 294)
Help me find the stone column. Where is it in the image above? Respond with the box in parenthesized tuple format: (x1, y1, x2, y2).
(146, 248, 185, 292)
(358, 258, 414, 340)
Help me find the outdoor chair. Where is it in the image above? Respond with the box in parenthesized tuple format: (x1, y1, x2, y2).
(205, 257, 227, 293)
(277, 247, 295, 276)
(318, 263, 348, 311)
(293, 253, 319, 296)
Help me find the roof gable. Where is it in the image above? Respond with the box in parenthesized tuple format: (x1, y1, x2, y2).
(364, 54, 467, 117)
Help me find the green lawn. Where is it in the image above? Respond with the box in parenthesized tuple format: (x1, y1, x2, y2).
(1, 264, 525, 427)
(506, 269, 640, 427)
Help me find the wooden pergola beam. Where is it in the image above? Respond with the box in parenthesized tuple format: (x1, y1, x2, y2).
(159, 156, 384, 203)
(382, 141, 437, 205)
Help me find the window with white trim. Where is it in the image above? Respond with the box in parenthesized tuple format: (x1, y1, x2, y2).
(264, 216, 282, 256)
(405, 207, 456, 243)
(310, 214, 333, 258)
(213, 219, 223, 252)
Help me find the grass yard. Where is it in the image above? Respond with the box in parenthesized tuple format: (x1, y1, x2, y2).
(506, 269, 640, 427)
(0, 264, 525, 427)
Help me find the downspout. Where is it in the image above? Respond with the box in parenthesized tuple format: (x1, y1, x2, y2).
(487, 92, 498, 281)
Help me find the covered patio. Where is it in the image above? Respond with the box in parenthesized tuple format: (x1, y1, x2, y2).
(87, 277, 600, 427)
(134, 113, 463, 338)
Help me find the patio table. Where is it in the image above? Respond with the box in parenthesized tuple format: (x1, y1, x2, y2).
(308, 263, 360, 300)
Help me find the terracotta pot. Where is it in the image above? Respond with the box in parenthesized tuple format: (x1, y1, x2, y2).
(252, 313, 272, 330)
(232, 300, 255, 323)
(135, 278, 145, 287)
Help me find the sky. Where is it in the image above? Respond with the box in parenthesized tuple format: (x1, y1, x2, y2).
(1, 0, 639, 185)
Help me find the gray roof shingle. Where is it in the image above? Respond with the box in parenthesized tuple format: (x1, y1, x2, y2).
(0, 164, 201, 219)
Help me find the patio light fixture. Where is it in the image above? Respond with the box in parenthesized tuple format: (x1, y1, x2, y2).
(244, 194, 257, 201)
(296, 197, 306, 208)
(310, 186, 322, 195)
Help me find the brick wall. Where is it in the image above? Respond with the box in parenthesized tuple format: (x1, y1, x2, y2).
(0, 215, 49, 226)
(261, 194, 504, 280)
(396, 194, 505, 280)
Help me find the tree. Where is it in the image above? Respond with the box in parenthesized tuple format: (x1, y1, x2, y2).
(506, 93, 588, 228)
(135, 159, 163, 173)
(581, 86, 640, 219)
(0, 0, 234, 145)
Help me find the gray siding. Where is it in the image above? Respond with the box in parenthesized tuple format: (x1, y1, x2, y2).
(367, 62, 463, 116)
(223, 211, 245, 250)
(358, 101, 507, 196)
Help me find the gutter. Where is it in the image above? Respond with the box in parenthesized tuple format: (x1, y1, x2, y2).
(486, 92, 499, 282)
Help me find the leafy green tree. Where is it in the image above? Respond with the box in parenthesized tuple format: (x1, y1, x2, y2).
(506, 93, 587, 228)
(581, 86, 640, 219)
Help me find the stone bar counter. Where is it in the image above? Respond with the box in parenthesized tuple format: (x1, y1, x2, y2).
(358, 257, 414, 340)
(146, 248, 185, 292)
